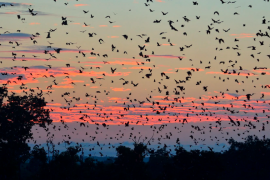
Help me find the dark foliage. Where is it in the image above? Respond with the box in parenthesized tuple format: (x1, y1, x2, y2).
(0, 87, 52, 179)
(18, 137, 270, 180)
(1, 86, 270, 180)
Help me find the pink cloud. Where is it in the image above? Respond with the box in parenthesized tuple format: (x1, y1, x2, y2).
(74, 4, 89, 7)
(113, 58, 142, 61)
(29, 22, 40, 25)
(21, 3, 32, 5)
(1, 49, 91, 54)
(176, 67, 204, 71)
(60, 79, 85, 85)
(108, 61, 143, 65)
(52, 85, 74, 89)
(206, 71, 257, 76)
(263, 92, 270, 95)
(148, 55, 186, 59)
(230, 33, 255, 38)
(0, 57, 63, 62)
(110, 87, 131, 92)
(5, 12, 18, 14)
(47, 103, 62, 106)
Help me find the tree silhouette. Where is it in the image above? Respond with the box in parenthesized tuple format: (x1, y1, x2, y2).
(222, 136, 270, 179)
(23, 145, 48, 179)
(148, 146, 171, 179)
(31, 145, 47, 165)
(114, 142, 148, 180)
(45, 146, 82, 180)
(2, 86, 270, 180)
(0, 86, 52, 179)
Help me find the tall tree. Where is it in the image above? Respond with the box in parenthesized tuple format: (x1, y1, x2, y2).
(0, 86, 52, 179)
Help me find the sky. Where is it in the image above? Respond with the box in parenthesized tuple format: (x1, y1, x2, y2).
(1, 0, 270, 156)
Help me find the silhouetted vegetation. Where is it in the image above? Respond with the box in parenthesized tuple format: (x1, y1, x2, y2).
(0, 87, 52, 179)
(14, 138, 270, 180)
(1, 87, 270, 180)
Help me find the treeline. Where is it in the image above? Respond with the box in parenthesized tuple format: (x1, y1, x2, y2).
(1, 136, 270, 180)
(1, 87, 270, 180)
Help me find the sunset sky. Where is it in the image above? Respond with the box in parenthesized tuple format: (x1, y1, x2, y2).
(1, 0, 270, 156)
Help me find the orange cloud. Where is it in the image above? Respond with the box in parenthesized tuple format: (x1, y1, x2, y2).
(253, 69, 270, 75)
(2, 49, 91, 54)
(42, 99, 268, 125)
(108, 97, 122, 101)
(52, 85, 74, 89)
(108, 36, 119, 38)
(148, 55, 186, 59)
(21, 3, 32, 5)
(113, 58, 142, 61)
(47, 103, 62, 106)
(29, 22, 40, 25)
(0, 57, 63, 62)
(113, 25, 121, 27)
(176, 67, 204, 71)
(60, 79, 85, 84)
(5, 12, 18, 14)
(108, 61, 144, 65)
(110, 87, 131, 92)
(0, 76, 39, 86)
(206, 71, 257, 76)
(74, 4, 88, 7)
(262, 92, 270, 95)
(230, 33, 255, 38)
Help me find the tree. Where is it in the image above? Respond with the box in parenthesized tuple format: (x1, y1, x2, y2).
(46, 146, 81, 180)
(223, 136, 270, 179)
(31, 145, 47, 165)
(0, 86, 52, 179)
(115, 142, 148, 166)
(114, 142, 148, 180)
(148, 146, 171, 179)
(23, 145, 48, 179)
